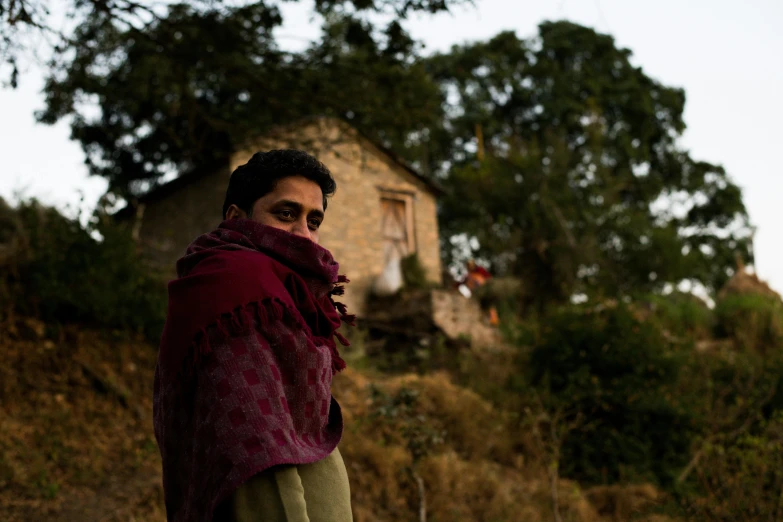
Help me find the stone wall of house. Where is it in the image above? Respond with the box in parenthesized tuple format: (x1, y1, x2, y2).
(134, 166, 231, 277)
(232, 118, 442, 317)
(363, 288, 503, 351)
(135, 118, 442, 317)
(430, 289, 500, 349)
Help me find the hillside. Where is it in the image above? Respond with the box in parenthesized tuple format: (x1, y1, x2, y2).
(0, 315, 672, 522)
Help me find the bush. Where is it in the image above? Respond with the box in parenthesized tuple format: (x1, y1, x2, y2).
(683, 411, 783, 521)
(645, 292, 714, 340)
(526, 304, 695, 486)
(400, 253, 429, 290)
(714, 293, 783, 353)
(473, 276, 524, 317)
(0, 198, 166, 339)
(669, 345, 783, 515)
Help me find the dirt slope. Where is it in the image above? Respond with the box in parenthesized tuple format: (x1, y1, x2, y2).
(0, 317, 670, 521)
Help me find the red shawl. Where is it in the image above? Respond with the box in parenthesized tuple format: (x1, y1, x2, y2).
(153, 218, 354, 522)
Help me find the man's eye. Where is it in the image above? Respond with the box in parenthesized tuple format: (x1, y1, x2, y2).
(308, 219, 322, 230)
(278, 210, 295, 220)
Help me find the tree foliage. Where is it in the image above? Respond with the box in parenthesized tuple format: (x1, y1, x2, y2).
(427, 23, 752, 306)
(2, 0, 455, 195)
(0, 197, 166, 338)
(527, 304, 694, 486)
(1, 6, 753, 304)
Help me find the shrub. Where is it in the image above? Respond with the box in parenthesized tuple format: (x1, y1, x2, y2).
(0, 198, 166, 339)
(683, 411, 783, 521)
(473, 276, 524, 318)
(714, 293, 783, 353)
(526, 304, 695, 486)
(400, 253, 429, 290)
(672, 346, 783, 511)
(645, 292, 714, 340)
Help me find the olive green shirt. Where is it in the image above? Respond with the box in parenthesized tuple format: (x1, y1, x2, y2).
(214, 447, 352, 522)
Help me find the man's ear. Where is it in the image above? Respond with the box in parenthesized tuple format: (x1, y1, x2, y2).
(224, 204, 248, 220)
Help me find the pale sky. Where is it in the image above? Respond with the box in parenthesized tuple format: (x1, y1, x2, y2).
(1, 0, 781, 292)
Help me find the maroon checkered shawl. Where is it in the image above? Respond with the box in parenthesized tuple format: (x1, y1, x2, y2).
(153, 218, 354, 522)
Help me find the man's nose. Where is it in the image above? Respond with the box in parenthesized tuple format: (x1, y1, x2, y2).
(290, 219, 312, 240)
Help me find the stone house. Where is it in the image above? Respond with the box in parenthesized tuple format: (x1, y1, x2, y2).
(122, 117, 443, 317)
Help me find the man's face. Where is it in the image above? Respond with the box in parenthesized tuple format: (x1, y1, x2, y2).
(227, 175, 325, 243)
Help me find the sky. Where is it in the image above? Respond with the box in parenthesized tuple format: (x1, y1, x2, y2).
(1, 0, 781, 292)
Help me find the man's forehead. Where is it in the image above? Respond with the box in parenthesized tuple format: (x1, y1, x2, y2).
(258, 176, 325, 211)
(268, 197, 324, 214)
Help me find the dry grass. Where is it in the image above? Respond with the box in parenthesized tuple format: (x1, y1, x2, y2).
(331, 369, 668, 522)
(718, 268, 781, 301)
(419, 452, 600, 522)
(584, 483, 663, 521)
(1, 317, 674, 522)
(385, 371, 517, 463)
(0, 315, 163, 522)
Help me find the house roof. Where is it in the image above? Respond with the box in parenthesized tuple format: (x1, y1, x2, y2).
(113, 161, 227, 220)
(115, 118, 442, 220)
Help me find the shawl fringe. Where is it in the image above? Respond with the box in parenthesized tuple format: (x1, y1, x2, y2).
(330, 274, 356, 328)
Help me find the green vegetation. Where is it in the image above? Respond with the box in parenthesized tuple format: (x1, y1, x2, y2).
(0, 198, 166, 339)
(427, 24, 751, 310)
(714, 293, 783, 353)
(468, 288, 783, 521)
(2, 201, 782, 521)
(684, 411, 783, 520)
(1, 3, 777, 520)
(5, 3, 752, 314)
(526, 304, 694, 487)
(359, 281, 783, 520)
(400, 253, 429, 290)
(646, 292, 714, 340)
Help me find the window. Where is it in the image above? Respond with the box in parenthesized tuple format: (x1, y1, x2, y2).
(378, 190, 415, 268)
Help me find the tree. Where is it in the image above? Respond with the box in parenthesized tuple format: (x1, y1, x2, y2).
(1, 0, 457, 195)
(0, 0, 460, 82)
(426, 22, 752, 308)
(3, 9, 752, 306)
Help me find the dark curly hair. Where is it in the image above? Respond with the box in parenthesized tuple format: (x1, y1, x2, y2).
(222, 149, 337, 219)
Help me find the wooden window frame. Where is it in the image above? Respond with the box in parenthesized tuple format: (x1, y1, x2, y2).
(377, 188, 416, 254)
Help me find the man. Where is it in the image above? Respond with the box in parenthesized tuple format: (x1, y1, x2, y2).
(153, 150, 354, 522)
